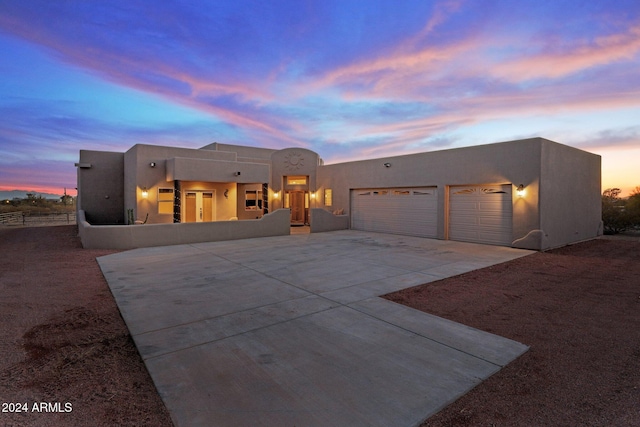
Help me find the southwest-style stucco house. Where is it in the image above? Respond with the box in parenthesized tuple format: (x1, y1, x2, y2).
(76, 137, 602, 251)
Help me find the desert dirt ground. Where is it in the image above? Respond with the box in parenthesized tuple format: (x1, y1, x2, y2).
(1, 225, 639, 426)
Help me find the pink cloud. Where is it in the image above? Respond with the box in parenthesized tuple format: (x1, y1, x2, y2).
(307, 37, 479, 98)
(1, 165, 77, 195)
(0, 13, 308, 148)
(490, 24, 640, 81)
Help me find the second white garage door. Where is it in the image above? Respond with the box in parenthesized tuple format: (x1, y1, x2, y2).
(448, 185, 513, 246)
(351, 187, 438, 238)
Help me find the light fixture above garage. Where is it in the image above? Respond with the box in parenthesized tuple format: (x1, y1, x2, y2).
(141, 187, 149, 198)
(516, 184, 525, 197)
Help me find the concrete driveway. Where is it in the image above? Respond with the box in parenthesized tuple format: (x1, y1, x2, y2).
(98, 230, 531, 427)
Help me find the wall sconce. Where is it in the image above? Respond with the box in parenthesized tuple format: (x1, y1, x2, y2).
(310, 191, 316, 199)
(273, 191, 280, 198)
(383, 162, 391, 168)
(224, 189, 229, 199)
(516, 184, 525, 197)
(149, 162, 156, 168)
(141, 187, 149, 198)
(234, 171, 241, 176)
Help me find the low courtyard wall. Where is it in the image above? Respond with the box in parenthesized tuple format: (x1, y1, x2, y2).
(310, 208, 349, 233)
(78, 209, 291, 249)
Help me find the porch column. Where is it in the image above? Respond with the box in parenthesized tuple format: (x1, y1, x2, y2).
(173, 180, 181, 223)
(262, 183, 269, 214)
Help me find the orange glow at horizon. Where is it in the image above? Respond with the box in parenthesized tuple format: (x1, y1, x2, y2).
(599, 147, 640, 198)
(0, 184, 77, 197)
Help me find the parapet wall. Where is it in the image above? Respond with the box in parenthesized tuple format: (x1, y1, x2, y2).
(78, 209, 290, 249)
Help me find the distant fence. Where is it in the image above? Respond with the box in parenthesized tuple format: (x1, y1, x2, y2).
(0, 212, 22, 225)
(0, 211, 77, 226)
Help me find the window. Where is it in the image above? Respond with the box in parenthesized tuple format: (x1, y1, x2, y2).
(287, 176, 307, 185)
(245, 190, 263, 210)
(158, 188, 174, 214)
(324, 189, 333, 207)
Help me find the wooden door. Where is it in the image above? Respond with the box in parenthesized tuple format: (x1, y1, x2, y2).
(185, 192, 196, 222)
(290, 191, 305, 224)
(184, 191, 215, 223)
(202, 192, 213, 221)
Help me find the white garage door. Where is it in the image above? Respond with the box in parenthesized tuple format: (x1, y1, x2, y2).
(351, 187, 438, 238)
(448, 185, 512, 246)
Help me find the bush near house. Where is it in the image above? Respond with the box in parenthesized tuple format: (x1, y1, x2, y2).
(627, 186, 640, 226)
(602, 187, 640, 234)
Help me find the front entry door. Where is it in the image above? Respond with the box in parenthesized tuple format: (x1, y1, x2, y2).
(289, 191, 306, 225)
(185, 191, 215, 222)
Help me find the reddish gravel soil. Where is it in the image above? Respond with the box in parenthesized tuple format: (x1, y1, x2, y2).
(1, 225, 638, 426)
(0, 226, 173, 427)
(385, 235, 640, 426)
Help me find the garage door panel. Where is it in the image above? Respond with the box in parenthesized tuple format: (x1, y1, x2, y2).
(477, 216, 508, 227)
(351, 187, 438, 238)
(453, 201, 480, 210)
(478, 201, 509, 211)
(449, 185, 512, 246)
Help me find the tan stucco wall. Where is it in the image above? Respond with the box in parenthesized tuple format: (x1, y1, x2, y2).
(201, 142, 276, 163)
(316, 138, 546, 246)
(539, 140, 602, 249)
(77, 150, 125, 224)
(310, 208, 349, 232)
(269, 148, 321, 211)
(166, 157, 270, 183)
(78, 208, 291, 249)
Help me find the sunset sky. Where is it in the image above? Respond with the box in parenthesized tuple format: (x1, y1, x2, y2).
(1, 0, 638, 197)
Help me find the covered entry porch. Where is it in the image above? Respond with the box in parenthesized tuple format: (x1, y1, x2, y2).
(172, 181, 269, 223)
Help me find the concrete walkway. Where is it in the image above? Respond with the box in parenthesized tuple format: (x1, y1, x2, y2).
(98, 230, 532, 427)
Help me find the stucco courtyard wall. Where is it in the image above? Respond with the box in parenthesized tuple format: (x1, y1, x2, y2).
(77, 208, 291, 250)
(309, 208, 349, 233)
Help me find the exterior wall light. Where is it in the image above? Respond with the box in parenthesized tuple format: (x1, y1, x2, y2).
(383, 162, 391, 168)
(516, 184, 525, 197)
(141, 187, 149, 198)
(149, 162, 156, 167)
(310, 191, 316, 199)
(273, 191, 280, 198)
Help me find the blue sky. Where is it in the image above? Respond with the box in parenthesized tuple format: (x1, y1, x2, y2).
(1, 0, 639, 196)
